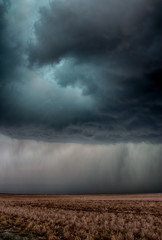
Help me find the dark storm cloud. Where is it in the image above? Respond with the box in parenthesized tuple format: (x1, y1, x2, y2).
(0, 0, 24, 85)
(29, 0, 162, 67)
(0, 0, 24, 127)
(0, 0, 162, 142)
(28, 0, 162, 142)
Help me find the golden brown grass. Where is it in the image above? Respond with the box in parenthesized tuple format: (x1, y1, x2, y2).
(0, 195, 161, 240)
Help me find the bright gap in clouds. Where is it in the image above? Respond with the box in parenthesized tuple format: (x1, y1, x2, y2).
(0, 134, 161, 194)
(6, 65, 94, 119)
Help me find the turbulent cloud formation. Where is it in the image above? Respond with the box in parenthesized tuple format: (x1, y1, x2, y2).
(0, 1, 161, 195)
(0, 0, 162, 142)
(0, 134, 161, 194)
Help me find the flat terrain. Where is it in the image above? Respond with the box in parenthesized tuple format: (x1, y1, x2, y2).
(0, 194, 161, 240)
(0, 193, 162, 201)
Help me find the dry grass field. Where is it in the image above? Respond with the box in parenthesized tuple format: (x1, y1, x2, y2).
(0, 194, 161, 240)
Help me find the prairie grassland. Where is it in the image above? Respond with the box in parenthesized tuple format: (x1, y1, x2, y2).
(0, 195, 161, 240)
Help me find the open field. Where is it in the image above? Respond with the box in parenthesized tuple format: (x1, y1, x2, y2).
(0, 194, 161, 240)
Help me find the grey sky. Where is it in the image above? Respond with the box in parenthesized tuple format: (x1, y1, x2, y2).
(0, 0, 161, 142)
(0, 134, 161, 194)
(0, 0, 161, 193)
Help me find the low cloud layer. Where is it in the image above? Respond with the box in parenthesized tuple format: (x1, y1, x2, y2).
(0, 0, 162, 143)
(0, 134, 161, 194)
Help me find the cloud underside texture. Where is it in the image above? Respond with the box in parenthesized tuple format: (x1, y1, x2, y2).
(0, 0, 162, 142)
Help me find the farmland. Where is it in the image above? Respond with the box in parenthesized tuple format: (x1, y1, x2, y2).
(0, 194, 161, 240)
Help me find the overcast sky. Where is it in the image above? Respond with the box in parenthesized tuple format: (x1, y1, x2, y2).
(0, 0, 161, 194)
